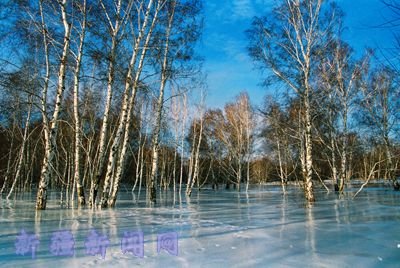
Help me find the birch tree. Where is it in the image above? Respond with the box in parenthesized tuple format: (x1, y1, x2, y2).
(89, 0, 133, 207)
(186, 94, 205, 196)
(359, 67, 400, 189)
(103, 0, 202, 205)
(319, 37, 368, 193)
(247, 0, 339, 202)
(36, 0, 72, 210)
(179, 93, 188, 195)
(101, 0, 161, 207)
(148, 0, 203, 201)
(261, 98, 293, 192)
(71, 0, 88, 206)
(145, 0, 175, 202)
(238, 93, 255, 191)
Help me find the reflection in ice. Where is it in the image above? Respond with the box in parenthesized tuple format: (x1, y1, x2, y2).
(0, 185, 399, 267)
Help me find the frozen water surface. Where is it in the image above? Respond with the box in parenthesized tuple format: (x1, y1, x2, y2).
(1, 185, 399, 267)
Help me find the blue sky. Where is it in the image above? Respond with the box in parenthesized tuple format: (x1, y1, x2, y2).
(199, 0, 396, 108)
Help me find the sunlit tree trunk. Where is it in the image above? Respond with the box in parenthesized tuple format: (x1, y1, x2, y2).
(36, 0, 72, 210)
(39, 0, 50, 146)
(149, 2, 176, 202)
(89, 0, 124, 207)
(236, 158, 242, 191)
(277, 140, 286, 193)
(186, 122, 197, 195)
(339, 109, 348, 193)
(72, 0, 87, 206)
(330, 131, 339, 190)
(179, 94, 188, 195)
(303, 94, 315, 202)
(103, 0, 160, 207)
(132, 130, 143, 193)
(188, 114, 203, 196)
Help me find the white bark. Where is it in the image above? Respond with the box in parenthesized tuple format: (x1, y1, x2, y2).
(132, 130, 143, 193)
(73, 0, 87, 206)
(186, 122, 197, 195)
(148, 1, 176, 202)
(102, 0, 160, 207)
(36, 0, 72, 210)
(89, 0, 124, 207)
(330, 130, 338, 189)
(179, 94, 187, 195)
(188, 115, 204, 196)
(304, 96, 315, 202)
(339, 109, 347, 193)
(277, 140, 286, 193)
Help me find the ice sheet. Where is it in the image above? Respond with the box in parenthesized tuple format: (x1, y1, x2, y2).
(1, 186, 399, 267)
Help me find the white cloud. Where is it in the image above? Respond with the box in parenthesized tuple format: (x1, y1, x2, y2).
(207, 0, 274, 23)
(231, 0, 256, 20)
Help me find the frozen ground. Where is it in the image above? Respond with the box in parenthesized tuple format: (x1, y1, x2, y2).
(0, 185, 399, 267)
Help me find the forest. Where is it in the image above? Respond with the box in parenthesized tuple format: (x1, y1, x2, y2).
(0, 0, 399, 209)
(1, 0, 400, 267)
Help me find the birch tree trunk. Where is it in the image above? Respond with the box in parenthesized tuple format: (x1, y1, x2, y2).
(171, 87, 180, 199)
(73, 0, 87, 206)
(303, 95, 315, 202)
(382, 88, 394, 186)
(89, 0, 123, 207)
(137, 134, 146, 199)
(330, 131, 339, 191)
(246, 140, 250, 192)
(339, 109, 348, 193)
(277, 140, 286, 193)
(39, 0, 50, 147)
(36, 0, 72, 210)
(188, 114, 203, 196)
(244, 96, 253, 192)
(179, 94, 187, 195)
(236, 157, 242, 191)
(186, 123, 197, 195)
(148, 1, 176, 202)
(102, 0, 159, 207)
(132, 130, 143, 192)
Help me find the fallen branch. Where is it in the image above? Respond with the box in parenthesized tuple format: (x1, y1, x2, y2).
(313, 167, 330, 193)
(353, 161, 381, 199)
